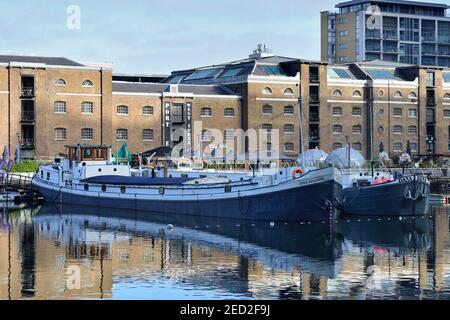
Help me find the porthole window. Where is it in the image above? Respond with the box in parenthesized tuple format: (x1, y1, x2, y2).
(378, 90, 385, 97)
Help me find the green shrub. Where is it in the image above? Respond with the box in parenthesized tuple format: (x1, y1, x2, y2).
(11, 161, 40, 173)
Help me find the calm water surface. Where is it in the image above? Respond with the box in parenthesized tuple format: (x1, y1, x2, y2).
(1, 204, 449, 300)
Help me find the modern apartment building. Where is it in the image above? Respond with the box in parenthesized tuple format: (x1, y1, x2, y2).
(321, 0, 450, 67)
(1, 47, 450, 161)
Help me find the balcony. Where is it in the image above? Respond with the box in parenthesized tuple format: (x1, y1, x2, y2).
(383, 46, 398, 53)
(21, 87, 35, 98)
(21, 111, 35, 122)
(309, 73, 319, 83)
(309, 113, 320, 122)
(309, 95, 319, 104)
(21, 138, 35, 149)
(309, 134, 320, 142)
(383, 32, 398, 41)
(366, 46, 382, 52)
(438, 37, 450, 45)
(423, 37, 437, 43)
(366, 30, 381, 39)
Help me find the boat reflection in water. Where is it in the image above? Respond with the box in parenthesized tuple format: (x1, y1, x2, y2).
(1, 205, 449, 300)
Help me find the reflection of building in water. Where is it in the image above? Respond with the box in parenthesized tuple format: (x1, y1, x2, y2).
(331, 209, 450, 298)
(2, 207, 449, 300)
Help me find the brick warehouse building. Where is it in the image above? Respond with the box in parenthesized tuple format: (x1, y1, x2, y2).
(1, 47, 450, 161)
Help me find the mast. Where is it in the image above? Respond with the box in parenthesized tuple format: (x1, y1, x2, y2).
(297, 95, 305, 166)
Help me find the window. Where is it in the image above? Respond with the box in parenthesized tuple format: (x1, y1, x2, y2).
(394, 142, 403, 152)
(393, 125, 403, 134)
(262, 105, 273, 115)
(81, 102, 93, 114)
(262, 123, 273, 132)
(393, 108, 402, 117)
(284, 106, 294, 115)
(444, 110, 450, 118)
(201, 130, 211, 142)
(224, 129, 234, 142)
(284, 143, 295, 152)
(352, 90, 362, 97)
(267, 143, 272, 151)
(55, 79, 66, 86)
(54, 101, 66, 113)
(262, 87, 272, 95)
(352, 125, 362, 134)
(339, 30, 349, 37)
(352, 107, 361, 116)
(142, 129, 154, 141)
(333, 125, 343, 134)
(284, 124, 294, 134)
(378, 126, 385, 134)
(339, 56, 349, 63)
(333, 107, 343, 116)
(333, 142, 343, 150)
(339, 18, 348, 24)
(352, 142, 362, 151)
(284, 88, 294, 96)
(378, 90, 385, 97)
(81, 128, 93, 140)
(82, 80, 94, 87)
(332, 89, 342, 97)
(378, 109, 384, 115)
(408, 126, 417, 134)
(444, 93, 450, 99)
(224, 108, 235, 117)
(410, 143, 417, 152)
(339, 43, 349, 50)
(408, 109, 417, 118)
(394, 91, 402, 98)
(409, 92, 417, 99)
(116, 129, 128, 141)
(143, 106, 154, 115)
(117, 105, 128, 115)
(201, 107, 212, 117)
(54, 128, 67, 141)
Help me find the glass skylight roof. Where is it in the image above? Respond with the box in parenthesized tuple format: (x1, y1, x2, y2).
(364, 68, 397, 80)
(219, 67, 246, 78)
(444, 73, 450, 83)
(185, 68, 223, 80)
(328, 68, 352, 79)
(262, 65, 284, 76)
(166, 74, 188, 84)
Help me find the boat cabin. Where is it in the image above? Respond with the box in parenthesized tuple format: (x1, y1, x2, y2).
(66, 144, 110, 164)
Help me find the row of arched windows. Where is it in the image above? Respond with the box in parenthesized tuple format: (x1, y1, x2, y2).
(331, 89, 418, 99)
(55, 79, 94, 87)
(262, 87, 294, 96)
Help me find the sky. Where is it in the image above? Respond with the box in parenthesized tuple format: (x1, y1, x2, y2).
(0, 0, 447, 74)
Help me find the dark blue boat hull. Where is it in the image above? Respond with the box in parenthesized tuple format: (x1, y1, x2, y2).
(342, 179, 429, 216)
(35, 179, 342, 223)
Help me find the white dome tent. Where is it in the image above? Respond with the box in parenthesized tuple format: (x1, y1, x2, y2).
(325, 145, 367, 169)
(297, 148, 329, 171)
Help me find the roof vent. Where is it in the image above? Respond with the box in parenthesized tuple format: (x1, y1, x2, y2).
(249, 44, 274, 59)
(170, 84, 179, 93)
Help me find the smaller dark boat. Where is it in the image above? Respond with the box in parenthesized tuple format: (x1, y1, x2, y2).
(342, 174, 430, 216)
